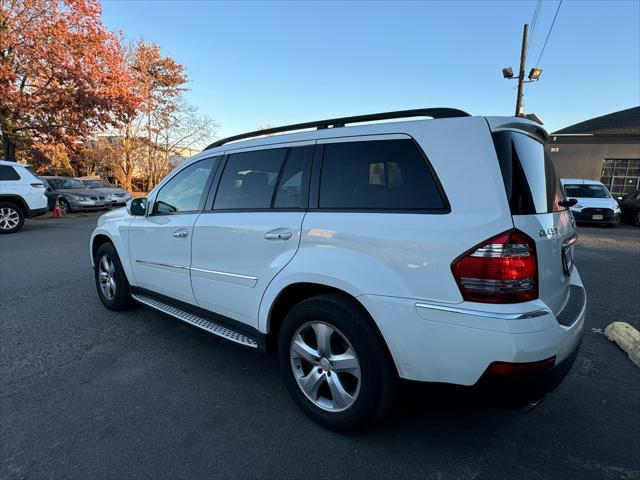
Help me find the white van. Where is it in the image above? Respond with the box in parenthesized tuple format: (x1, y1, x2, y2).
(561, 178, 620, 226)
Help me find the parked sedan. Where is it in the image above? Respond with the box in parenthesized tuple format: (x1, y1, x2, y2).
(77, 178, 132, 206)
(41, 176, 111, 214)
(619, 190, 640, 226)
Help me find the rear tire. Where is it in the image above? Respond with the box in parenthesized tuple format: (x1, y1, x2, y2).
(0, 202, 25, 234)
(94, 242, 132, 310)
(635, 209, 640, 227)
(278, 293, 395, 432)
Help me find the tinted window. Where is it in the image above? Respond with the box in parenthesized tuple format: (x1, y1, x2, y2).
(46, 178, 85, 189)
(214, 149, 286, 209)
(274, 147, 307, 209)
(318, 139, 446, 210)
(154, 158, 215, 214)
(564, 184, 611, 199)
(0, 166, 21, 181)
(493, 131, 565, 214)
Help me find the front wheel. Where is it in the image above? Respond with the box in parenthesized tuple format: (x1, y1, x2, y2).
(94, 243, 132, 310)
(0, 202, 25, 234)
(278, 293, 395, 432)
(635, 210, 640, 227)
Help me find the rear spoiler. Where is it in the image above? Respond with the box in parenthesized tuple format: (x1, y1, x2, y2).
(484, 116, 549, 143)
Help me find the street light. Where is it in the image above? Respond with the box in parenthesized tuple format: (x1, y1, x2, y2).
(528, 67, 543, 81)
(502, 67, 514, 79)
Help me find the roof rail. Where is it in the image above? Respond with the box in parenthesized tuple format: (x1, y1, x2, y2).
(203, 107, 470, 150)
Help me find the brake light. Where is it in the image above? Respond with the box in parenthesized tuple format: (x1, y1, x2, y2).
(452, 229, 538, 303)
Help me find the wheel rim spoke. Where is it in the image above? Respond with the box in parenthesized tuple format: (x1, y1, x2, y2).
(326, 373, 354, 409)
(299, 369, 325, 399)
(291, 335, 319, 364)
(329, 348, 360, 377)
(312, 322, 333, 356)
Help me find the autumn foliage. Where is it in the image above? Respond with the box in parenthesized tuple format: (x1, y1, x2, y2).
(0, 0, 138, 165)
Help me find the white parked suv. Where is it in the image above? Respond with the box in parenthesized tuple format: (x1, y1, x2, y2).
(90, 109, 586, 431)
(0, 159, 49, 233)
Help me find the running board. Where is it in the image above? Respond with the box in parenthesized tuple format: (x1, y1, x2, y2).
(131, 293, 259, 349)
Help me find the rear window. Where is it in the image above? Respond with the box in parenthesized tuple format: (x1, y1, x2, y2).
(0, 165, 21, 181)
(564, 184, 611, 199)
(318, 139, 447, 211)
(492, 131, 566, 214)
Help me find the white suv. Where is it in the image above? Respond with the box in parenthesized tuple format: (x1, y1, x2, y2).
(90, 109, 586, 431)
(0, 160, 49, 233)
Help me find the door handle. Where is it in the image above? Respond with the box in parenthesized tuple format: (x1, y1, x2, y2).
(264, 230, 292, 241)
(172, 230, 189, 238)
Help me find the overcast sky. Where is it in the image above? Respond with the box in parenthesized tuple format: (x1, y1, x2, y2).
(102, 0, 640, 139)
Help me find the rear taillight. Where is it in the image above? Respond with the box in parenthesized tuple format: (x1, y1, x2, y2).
(452, 229, 538, 303)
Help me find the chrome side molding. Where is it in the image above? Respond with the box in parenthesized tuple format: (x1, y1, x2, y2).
(415, 302, 550, 320)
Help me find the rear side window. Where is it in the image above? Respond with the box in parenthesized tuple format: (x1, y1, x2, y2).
(214, 148, 286, 210)
(318, 139, 447, 211)
(0, 166, 21, 181)
(273, 147, 308, 209)
(492, 131, 566, 214)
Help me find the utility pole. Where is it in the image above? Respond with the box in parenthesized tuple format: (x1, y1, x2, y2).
(516, 23, 529, 117)
(502, 24, 542, 118)
(515, 23, 529, 117)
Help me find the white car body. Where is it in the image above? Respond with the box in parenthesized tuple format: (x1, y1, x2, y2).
(90, 112, 586, 392)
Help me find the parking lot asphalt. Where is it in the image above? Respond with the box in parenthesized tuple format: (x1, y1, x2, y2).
(1, 216, 639, 480)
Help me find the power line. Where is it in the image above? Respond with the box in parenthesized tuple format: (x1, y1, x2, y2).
(534, 0, 564, 67)
(527, 0, 543, 57)
(523, 0, 563, 99)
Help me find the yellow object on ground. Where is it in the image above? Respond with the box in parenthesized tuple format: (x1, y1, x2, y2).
(604, 321, 640, 368)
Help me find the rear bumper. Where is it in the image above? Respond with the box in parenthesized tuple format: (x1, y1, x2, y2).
(475, 334, 582, 398)
(358, 269, 586, 387)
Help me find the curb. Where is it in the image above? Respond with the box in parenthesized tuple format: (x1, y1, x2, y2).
(604, 322, 640, 368)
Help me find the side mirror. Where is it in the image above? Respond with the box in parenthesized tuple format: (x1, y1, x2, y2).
(128, 197, 147, 216)
(558, 198, 578, 208)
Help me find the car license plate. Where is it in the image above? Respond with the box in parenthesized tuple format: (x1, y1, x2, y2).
(562, 244, 574, 276)
(592, 214, 603, 220)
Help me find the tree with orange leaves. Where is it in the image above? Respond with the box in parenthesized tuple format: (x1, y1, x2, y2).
(0, 0, 138, 163)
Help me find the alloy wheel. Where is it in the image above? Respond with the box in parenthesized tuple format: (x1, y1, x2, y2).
(98, 254, 116, 300)
(59, 200, 69, 214)
(290, 321, 361, 412)
(0, 207, 20, 231)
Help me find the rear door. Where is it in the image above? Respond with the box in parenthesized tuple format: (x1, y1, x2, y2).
(190, 143, 313, 328)
(491, 128, 576, 314)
